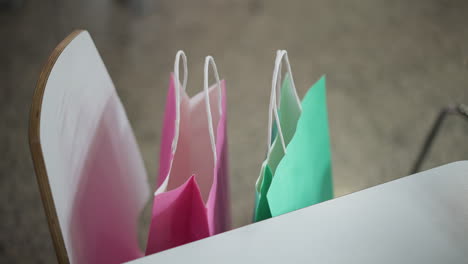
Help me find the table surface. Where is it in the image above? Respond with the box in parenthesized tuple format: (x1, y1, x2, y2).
(128, 161, 468, 264)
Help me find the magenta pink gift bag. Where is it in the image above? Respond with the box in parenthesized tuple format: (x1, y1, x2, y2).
(146, 51, 230, 255)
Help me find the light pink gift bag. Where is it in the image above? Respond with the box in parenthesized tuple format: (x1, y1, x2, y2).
(146, 52, 230, 255)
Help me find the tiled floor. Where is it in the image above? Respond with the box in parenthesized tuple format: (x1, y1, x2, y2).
(1, 0, 467, 262)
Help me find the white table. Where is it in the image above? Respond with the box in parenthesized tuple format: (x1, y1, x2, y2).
(129, 161, 468, 264)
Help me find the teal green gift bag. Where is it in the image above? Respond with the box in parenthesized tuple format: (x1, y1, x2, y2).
(254, 50, 333, 221)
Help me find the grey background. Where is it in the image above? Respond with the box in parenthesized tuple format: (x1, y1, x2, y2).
(1, 0, 467, 263)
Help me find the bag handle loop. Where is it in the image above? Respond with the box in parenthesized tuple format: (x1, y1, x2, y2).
(203, 55, 223, 165)
(267, 50, 302, 154)
(172, 50, 188, 153)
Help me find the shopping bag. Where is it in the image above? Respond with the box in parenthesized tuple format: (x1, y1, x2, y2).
(254, 50, 333, 221)
(146, 52, 230, 255)
(254, 72, 301, 221)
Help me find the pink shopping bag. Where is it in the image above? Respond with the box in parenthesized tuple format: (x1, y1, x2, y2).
(146, 52, 230, 255)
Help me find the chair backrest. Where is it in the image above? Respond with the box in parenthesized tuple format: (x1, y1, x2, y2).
(29, 30, 150, 264)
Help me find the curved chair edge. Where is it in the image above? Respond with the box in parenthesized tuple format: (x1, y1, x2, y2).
(28, 29, 85, 264)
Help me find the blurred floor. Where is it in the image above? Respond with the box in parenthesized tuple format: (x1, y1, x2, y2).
(1, 0, 467, 263)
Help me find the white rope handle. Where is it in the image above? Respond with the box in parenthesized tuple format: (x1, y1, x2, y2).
(267, 50, 302, 154)
(155, 50, 188, 195)
(204, 56, 222, 165)
(172, 50, 188, 153)
(275, 50, 283, 109)
(279, 50, 302, 109)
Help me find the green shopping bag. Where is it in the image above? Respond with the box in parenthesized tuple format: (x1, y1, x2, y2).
(254, 50, 333, 221)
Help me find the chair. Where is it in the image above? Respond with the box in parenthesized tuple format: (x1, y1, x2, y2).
(29, 30, 150, 264)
